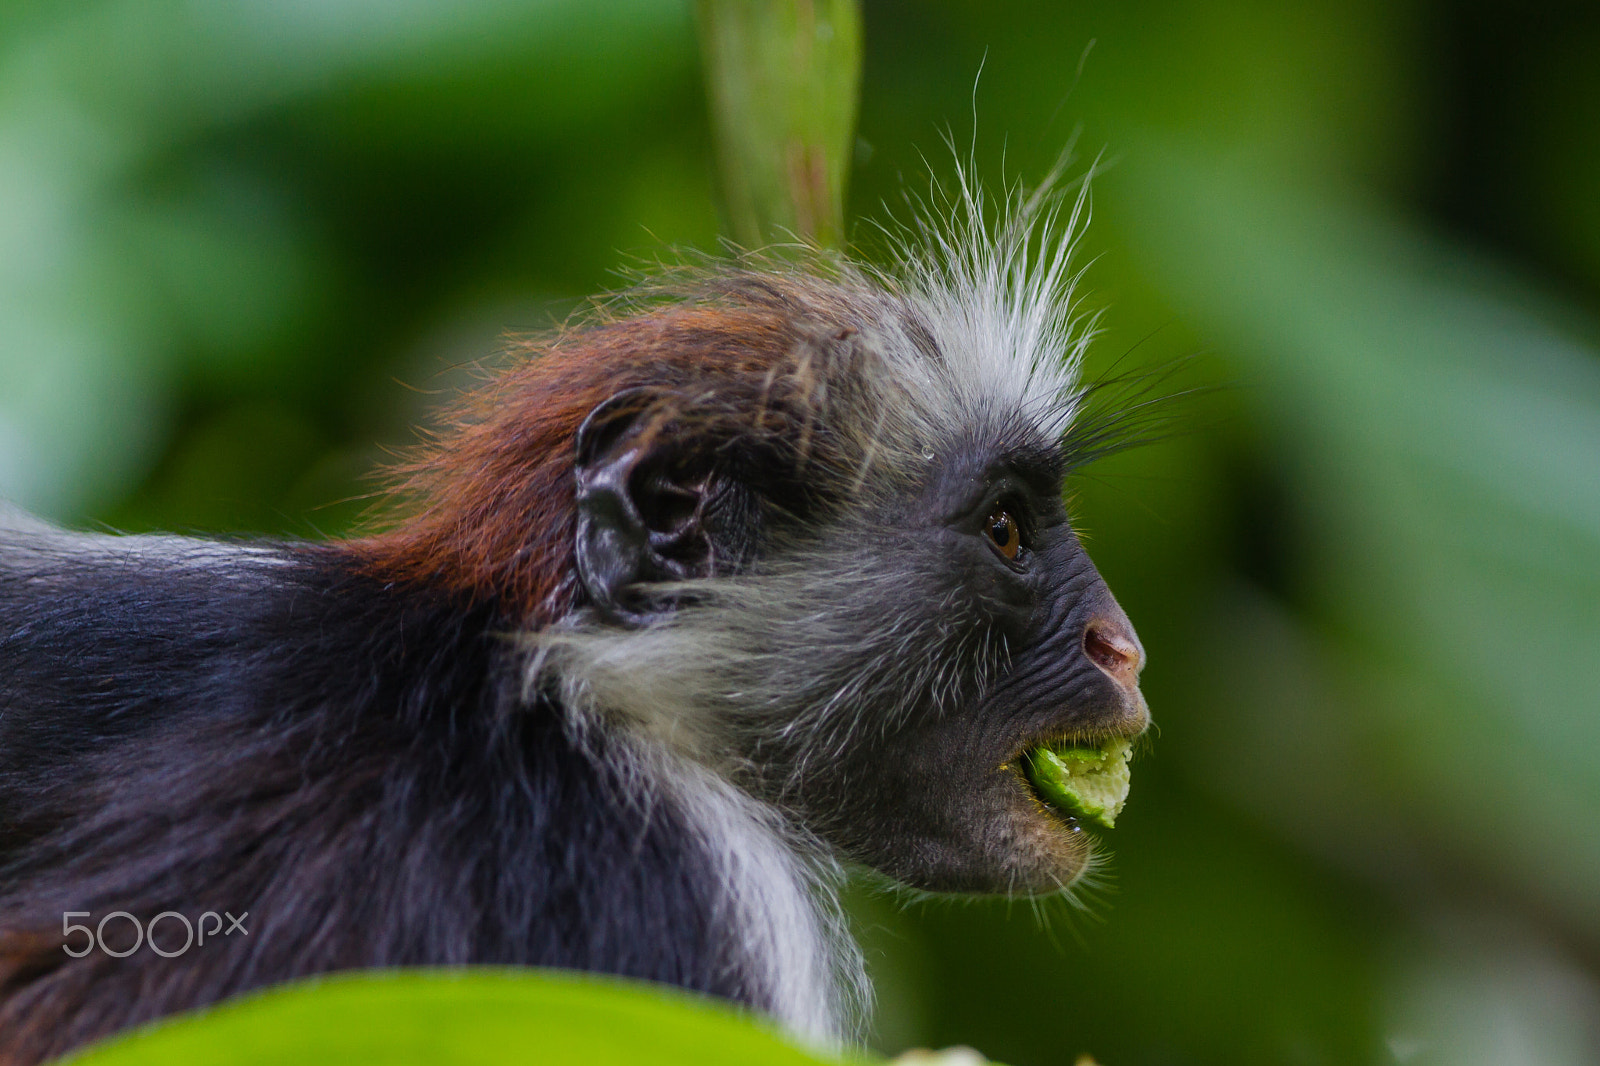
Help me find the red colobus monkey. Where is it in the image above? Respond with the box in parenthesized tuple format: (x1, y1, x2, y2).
(0, 177, 1147, 1063)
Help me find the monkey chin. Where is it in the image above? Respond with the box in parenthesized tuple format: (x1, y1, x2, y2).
(1012, 811, 1099, 896)
(988, 737, 1138, 897)
(871, 766, 1105, 898)
(986, 698, 1151, 896)
(1011, 704, 1152, 889)
(1001, 763, 1105, 895)
(841, 697, 1148, 899)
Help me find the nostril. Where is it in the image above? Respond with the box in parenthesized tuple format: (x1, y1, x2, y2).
(1083, 622, 1141, 680)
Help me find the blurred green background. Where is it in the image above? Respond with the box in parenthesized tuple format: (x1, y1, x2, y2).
(3, 1, 1598, 1064)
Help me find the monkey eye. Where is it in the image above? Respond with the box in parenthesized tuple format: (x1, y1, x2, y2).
(985, 505, 1022, 560)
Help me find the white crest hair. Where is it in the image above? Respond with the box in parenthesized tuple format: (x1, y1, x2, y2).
(871, 146, 1102, 440)
(529, 156, 1103, 1046)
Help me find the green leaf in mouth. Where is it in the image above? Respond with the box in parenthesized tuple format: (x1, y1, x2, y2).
(1023, 737, 1134, 829)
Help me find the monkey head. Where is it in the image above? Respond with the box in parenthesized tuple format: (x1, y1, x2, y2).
(373, 231, 1147, 899)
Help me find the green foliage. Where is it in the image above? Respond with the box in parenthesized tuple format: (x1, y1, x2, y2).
(68, 970, 862, 1065)
(1117, 145, 1600, 929)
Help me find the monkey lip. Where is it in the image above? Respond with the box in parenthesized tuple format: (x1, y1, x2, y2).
(1010, 761, 1086, 835)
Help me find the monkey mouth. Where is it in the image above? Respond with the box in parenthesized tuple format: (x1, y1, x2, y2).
(1014, 735, 1135, 831)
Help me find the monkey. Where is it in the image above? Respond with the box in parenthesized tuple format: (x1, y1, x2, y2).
(0, 176, 1148, 1064)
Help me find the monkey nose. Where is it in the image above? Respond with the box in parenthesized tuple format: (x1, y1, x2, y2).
(1083, 615, 1145, 692)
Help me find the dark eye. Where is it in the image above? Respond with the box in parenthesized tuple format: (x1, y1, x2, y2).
(985, 506, 1021, 560)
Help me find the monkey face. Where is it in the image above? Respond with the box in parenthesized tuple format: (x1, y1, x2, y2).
(765, 436, 1150, 895)
(569, 386, 1148, 897)
(837, 539, 1146, 895)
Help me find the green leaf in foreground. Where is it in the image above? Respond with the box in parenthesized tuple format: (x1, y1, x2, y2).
(68, 968, 869, 1066)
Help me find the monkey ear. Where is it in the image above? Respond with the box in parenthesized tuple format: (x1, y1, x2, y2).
(573, 388, 719, 626)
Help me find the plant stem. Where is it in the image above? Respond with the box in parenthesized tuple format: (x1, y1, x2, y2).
(696, 0, 862, 252)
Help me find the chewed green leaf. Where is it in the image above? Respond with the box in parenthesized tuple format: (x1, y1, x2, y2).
(1024, 738, 1133, 829)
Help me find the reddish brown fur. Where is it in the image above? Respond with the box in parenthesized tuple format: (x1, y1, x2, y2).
(354, 291, 843, 624)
